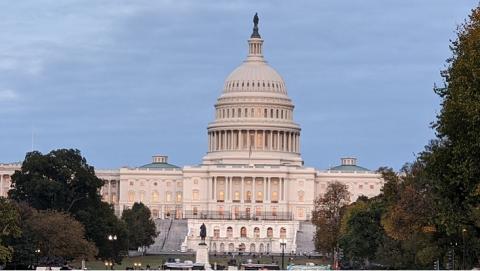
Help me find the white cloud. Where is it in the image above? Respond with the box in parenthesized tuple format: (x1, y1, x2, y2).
(0, 89, 19, 102)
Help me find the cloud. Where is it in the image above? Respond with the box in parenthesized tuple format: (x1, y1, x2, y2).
(0, 89, 19, 102)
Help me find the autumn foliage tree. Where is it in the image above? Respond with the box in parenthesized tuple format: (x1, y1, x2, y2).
(311, 181, 350, 255)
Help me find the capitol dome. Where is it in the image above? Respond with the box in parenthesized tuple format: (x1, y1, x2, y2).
(203, 14, 303, 166)
(223, 59, 288, 95)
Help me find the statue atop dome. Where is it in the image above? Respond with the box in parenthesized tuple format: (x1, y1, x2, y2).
(251, 13, 261, 38)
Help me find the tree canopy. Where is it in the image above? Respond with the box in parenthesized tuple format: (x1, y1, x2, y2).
(121, 202, 157, 251)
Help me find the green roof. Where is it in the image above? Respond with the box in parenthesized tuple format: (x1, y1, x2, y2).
(328, 164, 371, 172)
(139, 162, 180, 169)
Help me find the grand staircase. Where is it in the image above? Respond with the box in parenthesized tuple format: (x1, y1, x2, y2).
(295, 221, 316, 253)
(147, 219, 188, 254)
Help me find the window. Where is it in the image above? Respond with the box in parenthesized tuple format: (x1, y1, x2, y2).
(298, 190, 305, 202)
(229, 243, 235, 252)
(370, 184, 374, 189)
(234, 191, 240, 202)
(246, 191, 252, 202)
(297, 208, 305, 218)
(359, 184, 363, 189)
(280, 227, 287, 239)
(139, 191, 145, 202)
(227, 227, 233, 238)
(128, 191, 135, 202)
(256, 191, 263, 202)
(166, 192, 172, 202)
(218, 205, 225, 216)
(152, 209, 159, 218)
(193, 207, 198, 216)
(153, 182, 158, 186)
(176, 192, 182, 202)
(267, 227, 273, 238)
(250, 243, 256, 253)
(214, 227, 220, 238)
(129, 181, 134, 186)
(240, 227, 247, 238)
(234, 206, 240, 218)
(271, 191, 278, 203)
(218, 191, 225, 201)
(194, 179, 198, 184)
(254, 227, 260, 238)
(193, 189, 199, 200)
(152, 191, 159, 203)
(256, 206, 262, 217)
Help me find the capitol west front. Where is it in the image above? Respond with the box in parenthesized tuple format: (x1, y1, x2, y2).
(0, 17, 384, 254)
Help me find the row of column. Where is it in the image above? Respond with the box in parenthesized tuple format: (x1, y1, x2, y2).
(208, 129, 300, 153)
(208, 176, 287, 203)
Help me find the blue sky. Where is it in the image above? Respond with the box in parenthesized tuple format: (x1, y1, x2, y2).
(0, 1, 477, 170)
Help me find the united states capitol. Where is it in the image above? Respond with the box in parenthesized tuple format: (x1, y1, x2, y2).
(0, 16, 384, 255)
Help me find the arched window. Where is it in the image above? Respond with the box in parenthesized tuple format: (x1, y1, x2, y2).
(240, 227, 247, 238)
(220, 243, 225, 252)
(212, 243, 217, 252)
(152, 191, 159, 203)
(227, 226, 233, 238)
(267, 227, 273, 238)
(254, 227, 260, 238)
(259, 243, 264, 253)
(280, 227, 287, 239)
(250, 243, 256, 253)
(239, 243, 246, 251)
(229, 243, 235, 252)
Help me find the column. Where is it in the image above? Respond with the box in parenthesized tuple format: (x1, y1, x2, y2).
(277, 132, 280, 151)
(252, 177, 256, 203)
(239, 130, 243, 150)
(264, 178, 267, 201)
(283, 132, 287, 152)
(241, 177, 245, 203)
(267, 177, 271, 201)
(231, 177, 234, 201)
(108, 180, 112, 203)
(281, 178, 284, 201)
(246, 130, 250, 150)
(269, 131, 273, 151)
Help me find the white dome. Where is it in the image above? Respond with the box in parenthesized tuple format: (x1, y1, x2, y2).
(223, 61, 287, 95)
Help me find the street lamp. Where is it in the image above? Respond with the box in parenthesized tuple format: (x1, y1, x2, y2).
(107, 234, 117, 270)
(133, 262, 142, 270)
(279, 238, 287, 270)
(463, 228, 467, 270)
(35, 249, 41, 267)
(104, 261, 113, 269)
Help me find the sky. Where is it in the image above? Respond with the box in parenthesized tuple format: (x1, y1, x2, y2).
(0, 0, 477, 170)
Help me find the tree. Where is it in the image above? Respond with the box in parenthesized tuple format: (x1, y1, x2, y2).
(0, 198, 21, 265)
(311, 182, 350, 256)
(338, 198, 384, 268)
(417, 5, 480, 267)
(9, 149, 104, 213)
(8, 149, 127, 263)
(121, 203, 157, 252)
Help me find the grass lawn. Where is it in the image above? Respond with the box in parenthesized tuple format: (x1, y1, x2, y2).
(73, 254, 329, 270)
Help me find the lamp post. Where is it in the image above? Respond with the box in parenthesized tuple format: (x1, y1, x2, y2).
(133, 262, 142, 270)
(107, 234, 117, 270)
(279, 239, 286, 270)
(463, 228, 467, 270)
(35, 248, 41, 267)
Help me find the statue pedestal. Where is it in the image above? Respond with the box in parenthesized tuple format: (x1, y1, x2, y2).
(196, 243, 209, 265)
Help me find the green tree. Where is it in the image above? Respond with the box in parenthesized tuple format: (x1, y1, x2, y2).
(311, 181, 350, 256)
(8, 149, 127, 264)
(417, 5, 480, 267)
(0, 198, 21, 265)
(338, 198, 384, 268)
(121, 203, 157, 252)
